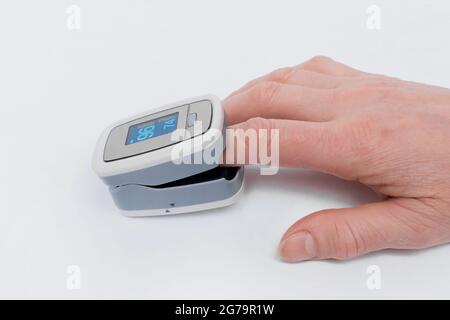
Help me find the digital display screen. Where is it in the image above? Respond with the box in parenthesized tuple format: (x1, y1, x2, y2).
(126, 112, 178, 145)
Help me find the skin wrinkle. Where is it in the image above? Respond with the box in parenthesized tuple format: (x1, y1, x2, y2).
(384, 165, 443, 198)
(283, 69, 341, 90)
(223, 56, 450, 262)
(332, 221, 342, 259)
(389, 199, 444, 246)
(342, 217, 363, 258)
(394, 197, 450, 231)
(363, 213, 388, 249)
(260, 81, 282, 111)
(276, 67, 296, 85)
(382, 200, 421, 247)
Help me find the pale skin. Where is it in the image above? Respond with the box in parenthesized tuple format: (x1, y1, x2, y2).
(223, 56, 450, 262)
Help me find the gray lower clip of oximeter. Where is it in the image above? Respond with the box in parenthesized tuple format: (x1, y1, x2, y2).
(110, 167, 244, 211)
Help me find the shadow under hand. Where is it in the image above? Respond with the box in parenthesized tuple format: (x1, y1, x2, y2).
(244, 167, 449, 264)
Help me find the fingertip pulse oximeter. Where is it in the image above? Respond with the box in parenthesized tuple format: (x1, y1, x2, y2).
(92, 95, 244, 216)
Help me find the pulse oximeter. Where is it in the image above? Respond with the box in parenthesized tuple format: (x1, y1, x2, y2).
(92, 94, 244, 216)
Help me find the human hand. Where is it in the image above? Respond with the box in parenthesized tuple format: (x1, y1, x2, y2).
(223, 56, 450, 262)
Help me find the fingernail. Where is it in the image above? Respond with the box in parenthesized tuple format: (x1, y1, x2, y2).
(279, 231, 316, 262)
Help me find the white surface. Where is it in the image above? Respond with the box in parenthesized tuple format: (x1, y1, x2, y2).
(1, 0, 450, 299)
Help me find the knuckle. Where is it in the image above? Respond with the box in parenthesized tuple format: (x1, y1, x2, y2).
(243, 117, 274, 130)
(269, 67, 294, 83)
(250, 81, 282, 105)
(304, 55, 334, 67)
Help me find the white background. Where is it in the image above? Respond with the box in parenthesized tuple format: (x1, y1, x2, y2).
(1, 0, 449, 299)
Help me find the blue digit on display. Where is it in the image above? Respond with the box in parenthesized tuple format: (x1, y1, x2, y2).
(162, 118, 176, 131)
(126, 112, 179, 145)
(137, 125, 155, 141)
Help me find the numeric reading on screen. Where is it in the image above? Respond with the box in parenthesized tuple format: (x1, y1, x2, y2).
(126, 113, 178, 145)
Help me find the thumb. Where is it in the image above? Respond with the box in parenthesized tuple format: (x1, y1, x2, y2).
(279, 199, 439, 262)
